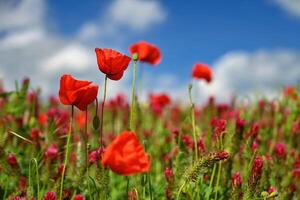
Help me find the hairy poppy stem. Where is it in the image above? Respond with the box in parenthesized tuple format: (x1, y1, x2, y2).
(189, 84, 198, 161)
(100, 75, 108, 149)
(130, 57, 138, 131)
(84, 109, 88, 169)
(59, 105, 74, 200)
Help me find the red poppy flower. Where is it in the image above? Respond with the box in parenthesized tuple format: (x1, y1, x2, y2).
(192, 63, 213, 83)
(95, 48, 131, 81)
(149, 93, 171, 115)
(59, 74, 98, 111)
(149, 93, 171, 108)
(284, 86, 297, 100)
(102, 131, 151, 176)
(129, 41, 161, 65)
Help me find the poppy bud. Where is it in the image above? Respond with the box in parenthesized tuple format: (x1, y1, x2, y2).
(93, 116, 100, 130)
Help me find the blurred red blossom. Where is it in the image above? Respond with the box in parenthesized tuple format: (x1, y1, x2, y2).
(192, 63, 213, 83)
(129, 41, 161, 65)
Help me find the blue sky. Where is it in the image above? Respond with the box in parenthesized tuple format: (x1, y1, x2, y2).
(46, 0, 300, 76)
(0, 0, 300, 102)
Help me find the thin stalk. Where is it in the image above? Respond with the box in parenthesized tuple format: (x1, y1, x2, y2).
(176, 181, 186, 200)
(148, 172, 153, 200)
(99, 76, 108, 149)
(130, 59, 137, 131)
(84, 109, 88, 169)
(29, 158, 40, 200)
(86, 144, 92, 200)
(209, 164, 217, 188)
(189, 84, 198, 161)
(59, 105, 74, 200)
(214, 161, 222, 200)
(126, 176, 130, 198)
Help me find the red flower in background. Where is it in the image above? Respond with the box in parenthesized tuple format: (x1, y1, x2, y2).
(150, 93, 171, 108)
(231, 172, 243, 187)
(102, 131, 151, 176)
(59, 74, 98, 111)
(7, 154, 18, 167)
(284, 86, 297, 100)
(149, 93, 171, 115)
(74, 194, 84, 200)
(273, 142, 286, 159)
(95, 48, 131, 80)
(129, 41, 161, 65)
(44, 144, 58, 161)
(43, 191, 57, 200)
(192, 63, 213, 83)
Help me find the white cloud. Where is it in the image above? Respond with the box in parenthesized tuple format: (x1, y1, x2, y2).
(107, 0, 167, 31)
(41, 44, 94, 74)
(0, 28, 45, 49)
(193, 49, 300, 103)
(0, 0, 44, 31)
(271, 0, 300, 19)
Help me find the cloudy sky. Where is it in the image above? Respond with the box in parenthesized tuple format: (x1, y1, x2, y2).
(0, 0, 300, 103)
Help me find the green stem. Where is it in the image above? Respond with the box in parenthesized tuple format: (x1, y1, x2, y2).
(209, 164, 217, 188)
(126, 176, 130, 198)
(176, 181, 186, 200)
(99, 76, 108, 149)
(84, 109, 88, 169)
(29, 158, 40, 200)
(189, 84, 198, 161)
(59, 105, 74, 200)
(148, 172, 153, 200)
(86, 144, 92, 200)
(130, 60, 137, 131)
(214, 161, 222, 200)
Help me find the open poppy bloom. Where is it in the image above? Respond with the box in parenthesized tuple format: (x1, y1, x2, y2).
(59, 74, 98, 111)
(102, 131, 151, 176)
(95, 48, 131, 81)
(129, 41, 161, 65)
(192, 63, 213, 83)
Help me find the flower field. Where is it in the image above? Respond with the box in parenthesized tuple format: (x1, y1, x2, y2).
(0, 42, 299, 200)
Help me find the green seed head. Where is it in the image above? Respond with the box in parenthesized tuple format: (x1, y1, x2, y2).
(133, 53, 138, 61)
